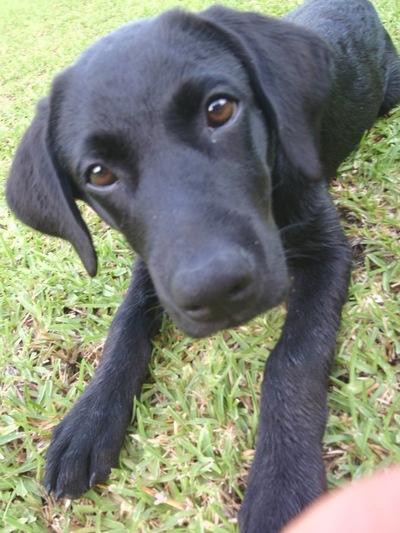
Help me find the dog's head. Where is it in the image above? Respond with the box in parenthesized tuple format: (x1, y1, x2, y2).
(6, 6, 331, 336)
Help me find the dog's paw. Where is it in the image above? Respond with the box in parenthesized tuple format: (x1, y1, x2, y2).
(239, 495, 294, 533)
(239, 497, 281, 533)
(43, 397, 129, 499)
(238, 467, 325, 533)
(239, 487, 310, 533)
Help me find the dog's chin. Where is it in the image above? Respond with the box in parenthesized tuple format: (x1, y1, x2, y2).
(172, 313, 244, 338)
(165, 294, 286, 339)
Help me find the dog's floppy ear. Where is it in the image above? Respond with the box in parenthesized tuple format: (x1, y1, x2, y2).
(201, 6, 332, 181)
(6, 97, 97, 276)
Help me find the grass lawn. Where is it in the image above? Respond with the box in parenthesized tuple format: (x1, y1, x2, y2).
(0, 0, 399, 531)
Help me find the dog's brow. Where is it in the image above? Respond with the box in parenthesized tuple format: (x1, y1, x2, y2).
(177, 75, 243, 95)
(84, 132, 134, 162)
(169, 75, 244, 118)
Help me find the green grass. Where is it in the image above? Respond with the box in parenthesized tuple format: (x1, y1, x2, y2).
(1, 0, 399, 531)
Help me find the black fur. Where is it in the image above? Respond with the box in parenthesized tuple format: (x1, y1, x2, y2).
(6, 1, 400, 531)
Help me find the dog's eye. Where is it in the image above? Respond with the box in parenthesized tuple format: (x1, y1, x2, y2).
(87, 164, 118, 187)
(206, 97, 238, 128)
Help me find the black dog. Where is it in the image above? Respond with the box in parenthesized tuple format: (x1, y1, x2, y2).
(6, 0, 400, 531)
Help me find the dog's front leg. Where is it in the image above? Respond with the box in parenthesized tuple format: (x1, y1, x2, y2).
(44, 257, 162, 499)
(239, 202, 352, 533)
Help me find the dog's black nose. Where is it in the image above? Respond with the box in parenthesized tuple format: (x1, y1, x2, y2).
(170, 247, 255, 322)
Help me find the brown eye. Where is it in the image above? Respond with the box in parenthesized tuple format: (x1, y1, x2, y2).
(206, 97, 238, 128)
(87, 164, 118, 187)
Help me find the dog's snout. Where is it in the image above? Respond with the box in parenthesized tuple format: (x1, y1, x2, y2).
(170, 247, 255, 322)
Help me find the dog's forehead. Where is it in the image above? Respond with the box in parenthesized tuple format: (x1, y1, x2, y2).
(72, 10, 247, 114)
